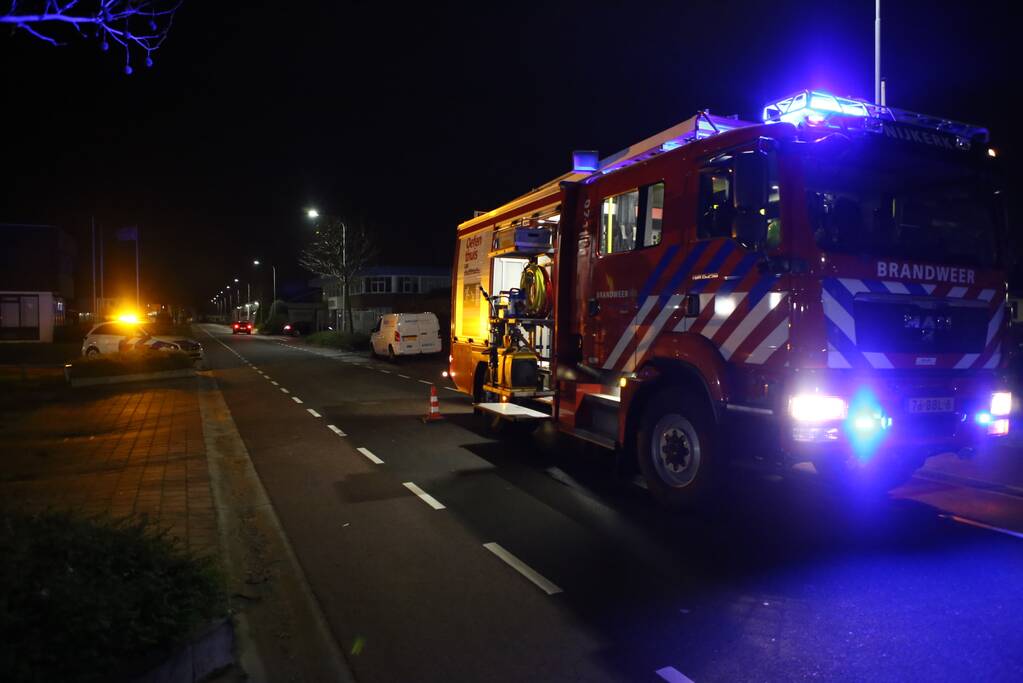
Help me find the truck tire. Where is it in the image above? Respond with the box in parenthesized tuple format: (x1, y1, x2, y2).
(636, 388, 719, 508)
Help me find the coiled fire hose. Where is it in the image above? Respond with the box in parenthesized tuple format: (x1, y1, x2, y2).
(519, 262, 552, 318)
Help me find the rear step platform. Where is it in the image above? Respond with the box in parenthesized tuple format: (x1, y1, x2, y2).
(475, 402, 551, 421)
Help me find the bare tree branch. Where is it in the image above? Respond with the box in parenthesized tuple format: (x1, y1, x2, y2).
(299, 216, 377, 333)
(1, 1, 182, 73)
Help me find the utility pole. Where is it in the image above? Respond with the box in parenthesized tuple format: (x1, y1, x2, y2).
(135, 224, 141, 308)
(99, 224, 104, 317)
(874, 0, 882, 105)
(91, 217, 97, 319)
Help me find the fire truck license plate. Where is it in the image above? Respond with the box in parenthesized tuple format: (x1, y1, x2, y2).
(908, 397, 954, 413)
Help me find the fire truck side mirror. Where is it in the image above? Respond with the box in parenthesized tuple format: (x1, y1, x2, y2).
(733, 150, 768, 212)
(733, 150, 769, 249)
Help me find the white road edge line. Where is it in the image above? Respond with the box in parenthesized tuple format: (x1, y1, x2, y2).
(655, 666, 695, 683)
(280, 387, 290, 394)
(482, 542, 562, 595)
(356, 447, 384, 464)
(402, 482, 446, 510)
(442, 387, 458, 392)
(417, 379, 433, 385)
(307, 408, 321, 418)
(327, 424, 346, 437)
(292, 396, 304, 404)
(940, 514, 1023, 540)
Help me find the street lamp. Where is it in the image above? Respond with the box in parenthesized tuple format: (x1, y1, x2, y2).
(253, 259, 277, 322)
(307, 208, 319, 219)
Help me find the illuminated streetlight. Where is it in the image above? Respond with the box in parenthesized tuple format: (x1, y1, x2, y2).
(253, 260, 260, 266)
(307, 208, 320, 219)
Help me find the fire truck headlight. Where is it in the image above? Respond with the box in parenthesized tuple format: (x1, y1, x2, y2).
(990, 392, 1012, 417)
(789, 394, 848, 422)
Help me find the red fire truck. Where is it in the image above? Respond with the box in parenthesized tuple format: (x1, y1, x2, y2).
(449, 89, 1013, 505)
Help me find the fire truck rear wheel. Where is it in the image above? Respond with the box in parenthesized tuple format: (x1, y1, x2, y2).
(636, 389, 718, 508)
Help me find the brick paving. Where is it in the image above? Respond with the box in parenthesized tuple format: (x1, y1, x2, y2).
(0, 377, 219, 556)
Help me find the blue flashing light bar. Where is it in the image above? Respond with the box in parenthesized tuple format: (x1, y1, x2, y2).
(763, 90, 869, 127)
(762, 88, 990, 144)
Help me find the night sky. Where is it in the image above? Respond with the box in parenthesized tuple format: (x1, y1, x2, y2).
(1, 1, 1017, 309)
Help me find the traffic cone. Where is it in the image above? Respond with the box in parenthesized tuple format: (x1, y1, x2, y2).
(422, 385, 445, 423)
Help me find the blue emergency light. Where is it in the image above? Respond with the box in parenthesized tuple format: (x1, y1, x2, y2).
(762, 90, 870, 126)
(762, 88, 990, 146)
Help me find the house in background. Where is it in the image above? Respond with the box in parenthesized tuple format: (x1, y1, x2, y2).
(0, 223, 75, 342)
(314, 265, 451, 333)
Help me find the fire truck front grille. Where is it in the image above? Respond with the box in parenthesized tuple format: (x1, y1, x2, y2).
(853, 299, 988, 354)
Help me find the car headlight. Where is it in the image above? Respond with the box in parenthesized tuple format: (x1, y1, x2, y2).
(991, 391, 1012, 417)
(789, 394, 848, 422)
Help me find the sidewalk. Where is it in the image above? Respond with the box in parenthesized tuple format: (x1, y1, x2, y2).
(0, 376, 218, 556)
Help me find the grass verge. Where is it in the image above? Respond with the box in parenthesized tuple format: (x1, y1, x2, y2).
(0, 511, 226, 683)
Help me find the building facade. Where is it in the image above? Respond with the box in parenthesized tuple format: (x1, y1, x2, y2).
(0, 224, 75, 342)
(316, 266, 451, 333)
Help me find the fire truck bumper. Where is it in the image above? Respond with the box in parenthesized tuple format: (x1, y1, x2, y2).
(773, 370, 1012, 465)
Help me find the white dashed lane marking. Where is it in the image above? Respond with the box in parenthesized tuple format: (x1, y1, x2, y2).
(402, 482, 446, 510)
(418, 379, 433, 385)
(941, 514, 1023, 540)
(655, 666, 695, 683)
(280, 387, 290, 394)
(482, 542, 562, 596)
(398, 374, 411, 379)
(327, 424, 346, 436)
(307, 408, 321, 418)
(292, 396, 304, 404)
(356, 447, 384, 464)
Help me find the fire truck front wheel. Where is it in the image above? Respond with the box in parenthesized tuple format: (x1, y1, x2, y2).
(637, 389, 719, 507)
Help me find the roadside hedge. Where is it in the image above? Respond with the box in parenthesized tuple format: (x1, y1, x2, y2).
(0, 511, 226, 683)
(70, 349, 194, 379)
(304, 331, 370, 351)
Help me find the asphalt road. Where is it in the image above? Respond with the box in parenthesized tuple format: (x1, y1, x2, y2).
(199, 325, 1023, 682)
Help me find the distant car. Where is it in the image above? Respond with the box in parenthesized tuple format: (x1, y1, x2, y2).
(81, 322, 204, 361)
(370, 313, 441, 360)
(232, 321, 253, 334)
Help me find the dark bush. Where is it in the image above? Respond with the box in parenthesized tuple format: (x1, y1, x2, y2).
(304, 331, 370, 351)
(0, 511, 226, 683)
(71, 349, 193, 379)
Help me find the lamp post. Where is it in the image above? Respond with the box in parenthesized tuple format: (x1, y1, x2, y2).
(306, 207, 345, 331)
(253, 259, 276, 322)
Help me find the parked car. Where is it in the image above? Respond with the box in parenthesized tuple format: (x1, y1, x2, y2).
(81, 322, 204, 362)
(370, 313, 442, 360)
(232, 321, 253, 334)
(282, 321, 312, 336)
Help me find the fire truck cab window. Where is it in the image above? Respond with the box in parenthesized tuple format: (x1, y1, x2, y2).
(699, 155, 782, 249)
(698, 169, 734, 239)
(599, 182, 665, 254)
(601, 189, 639, 254)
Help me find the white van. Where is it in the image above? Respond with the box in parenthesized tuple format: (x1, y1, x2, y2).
(370, 313, 442, 359)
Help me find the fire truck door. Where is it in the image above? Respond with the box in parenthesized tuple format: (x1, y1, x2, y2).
(584, 182, 667, 374)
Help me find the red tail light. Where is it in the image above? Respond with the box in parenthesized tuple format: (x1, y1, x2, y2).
(233, 324, 239, 329)
(394, 330, 401, 342)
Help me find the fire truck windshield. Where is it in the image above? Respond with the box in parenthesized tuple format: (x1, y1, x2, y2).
(799, 137, 999, 268)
